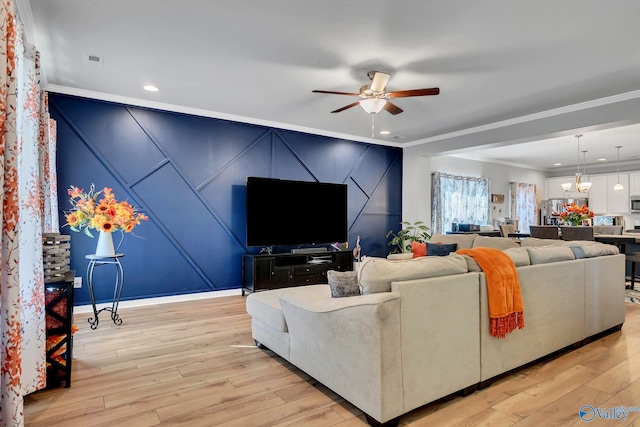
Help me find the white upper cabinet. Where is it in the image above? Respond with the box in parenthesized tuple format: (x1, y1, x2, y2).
(630, 172, 640, 196)
(545, 176, 579, 199)
(544, 173, 630, 214)
(607, 173, 629, 213)
(587, 175, 607, 214)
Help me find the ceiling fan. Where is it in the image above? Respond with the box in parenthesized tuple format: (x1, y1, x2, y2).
(312, 71, 440, 115)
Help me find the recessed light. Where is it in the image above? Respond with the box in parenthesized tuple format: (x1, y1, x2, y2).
(553, 163, 562, 166)
(143, 85, 159, 92)
(597, 158, 606, 162)
(379, 130, 390, 135)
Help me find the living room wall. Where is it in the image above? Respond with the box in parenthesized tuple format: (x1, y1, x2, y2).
(402, 145, 547, 232)
(51, 93, 402, 305)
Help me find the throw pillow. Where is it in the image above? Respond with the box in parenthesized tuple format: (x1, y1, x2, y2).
(327, 270, 360, 298)
(411, 242, 427, 258)
(426, 242, 457, 256)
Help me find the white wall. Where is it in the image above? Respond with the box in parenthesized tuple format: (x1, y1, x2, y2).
(402, 145, 547, 230)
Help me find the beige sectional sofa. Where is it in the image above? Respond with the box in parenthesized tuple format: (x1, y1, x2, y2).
(245, 234, 625, 427)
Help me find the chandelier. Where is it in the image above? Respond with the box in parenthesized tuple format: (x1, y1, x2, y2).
(561, 134, 591, 193)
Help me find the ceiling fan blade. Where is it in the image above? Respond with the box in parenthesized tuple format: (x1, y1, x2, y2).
(388, 87, 440, 98)
(331, 101, 361, 113)
(383, 101, 403, 115)
(312, 90, 360, 96)
(370, 72, 391, 92)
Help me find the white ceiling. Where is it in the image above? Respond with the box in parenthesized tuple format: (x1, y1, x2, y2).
(18, 0, 640, 172)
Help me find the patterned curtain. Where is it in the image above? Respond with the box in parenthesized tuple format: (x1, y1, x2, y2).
(40, 92, 58, 233)
(1, 2, 56, 425)
(510, 182, 538, 234)
(432, 172, 490, 234)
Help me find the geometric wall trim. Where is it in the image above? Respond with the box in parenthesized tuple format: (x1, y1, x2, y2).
(51, 93, 402, 305)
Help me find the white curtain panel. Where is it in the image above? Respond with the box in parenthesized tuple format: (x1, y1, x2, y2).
(432, 172, 490, 234)
(510, 182, 538, 234)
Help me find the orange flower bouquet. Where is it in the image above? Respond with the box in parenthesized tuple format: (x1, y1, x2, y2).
(559, 202, 593, 226)
(64, 184, 148, 237)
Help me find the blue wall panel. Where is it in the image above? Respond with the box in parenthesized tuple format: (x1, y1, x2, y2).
(50, 96, 167, 184)
(51, 93, 402, 304)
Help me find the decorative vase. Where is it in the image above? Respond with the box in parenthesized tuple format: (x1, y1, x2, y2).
(95, 230, 115, 257)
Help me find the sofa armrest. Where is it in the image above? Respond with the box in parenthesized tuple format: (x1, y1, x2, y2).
(279, 291, 403, 424)
(280, 290, 400, 313)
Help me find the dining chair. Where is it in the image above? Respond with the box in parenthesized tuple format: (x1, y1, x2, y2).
(528, 225, 560, 240)
(499, 223, 516, 237)
(560, 226, 595, 241)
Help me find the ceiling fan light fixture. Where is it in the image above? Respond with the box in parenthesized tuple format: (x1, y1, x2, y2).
(360, 98, 387, 114)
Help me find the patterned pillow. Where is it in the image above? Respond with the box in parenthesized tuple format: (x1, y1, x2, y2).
(327, 270, 360, 298)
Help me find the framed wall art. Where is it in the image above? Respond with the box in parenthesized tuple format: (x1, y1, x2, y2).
(491, 194, 505, 204)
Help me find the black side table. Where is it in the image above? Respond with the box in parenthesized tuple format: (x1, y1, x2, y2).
(85, 253, 125, 329)
(44, 271, 75, 388)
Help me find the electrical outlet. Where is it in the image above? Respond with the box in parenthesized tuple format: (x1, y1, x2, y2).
(73, 276, 82, 288)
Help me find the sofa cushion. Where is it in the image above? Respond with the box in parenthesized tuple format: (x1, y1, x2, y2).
(521, 237, 565, 247)
(526, 246, 576, 264)
(504, 247, 532, 266)
(246, 288, 289, 332)
(461, 247, 531, 272)
(359, 255, 469, 294)
(472, 235, 521, 250)
(327, 270, 360, 297)
(430, 233, 476, 249)
(564, 241, 619, 258)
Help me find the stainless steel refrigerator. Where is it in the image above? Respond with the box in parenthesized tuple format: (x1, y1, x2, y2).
(541, 198, 588, 225)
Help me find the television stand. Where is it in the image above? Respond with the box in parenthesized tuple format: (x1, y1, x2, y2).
(291, 247, 328, 254)
(242, 250, 353, 295)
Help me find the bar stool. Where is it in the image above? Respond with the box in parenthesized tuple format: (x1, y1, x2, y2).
(626, 253, 640, 290)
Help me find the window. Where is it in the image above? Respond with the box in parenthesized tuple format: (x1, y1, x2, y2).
(509, 182, 538, 234)
(432, 172, 490, 234)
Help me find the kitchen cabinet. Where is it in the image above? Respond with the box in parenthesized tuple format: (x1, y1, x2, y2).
(586, 175, 607, 214)
(607, 173, 629, 213)
(544, 173, 629, 214)
(545, 176, 578, 199)
(630, 173, 640, 196)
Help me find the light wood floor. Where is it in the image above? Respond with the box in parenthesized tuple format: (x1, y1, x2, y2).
(25, 297, 640, 427)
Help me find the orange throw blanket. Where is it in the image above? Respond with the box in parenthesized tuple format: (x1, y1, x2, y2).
(457, 247, 524, 338)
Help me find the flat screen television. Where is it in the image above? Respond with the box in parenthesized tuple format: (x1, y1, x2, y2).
(246, 177, 348, 247)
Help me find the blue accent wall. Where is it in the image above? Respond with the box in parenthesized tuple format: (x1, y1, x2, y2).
(51, 94, 402, 305)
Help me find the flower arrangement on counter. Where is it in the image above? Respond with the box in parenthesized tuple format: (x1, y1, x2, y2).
(64, 184, 148, 237)
(559, 202, 594, 226)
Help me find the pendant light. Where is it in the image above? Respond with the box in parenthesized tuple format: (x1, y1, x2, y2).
(562, 134, 590, 193)
(614, 145, 624, 190)
(577, 148, 591, 193)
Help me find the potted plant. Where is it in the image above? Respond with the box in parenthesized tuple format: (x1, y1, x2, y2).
(386, 221, 431, 256)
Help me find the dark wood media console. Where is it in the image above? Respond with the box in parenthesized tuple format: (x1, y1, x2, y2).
(242, 250, 353, 295)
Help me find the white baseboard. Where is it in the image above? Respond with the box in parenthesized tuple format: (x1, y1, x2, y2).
(73, 289, 242, 314)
